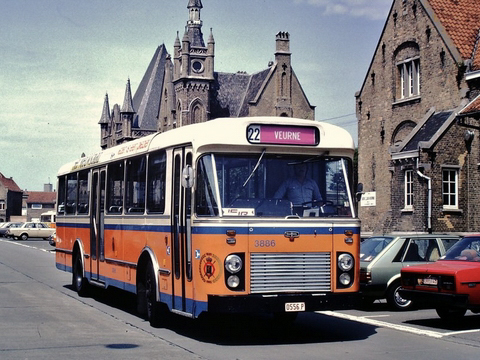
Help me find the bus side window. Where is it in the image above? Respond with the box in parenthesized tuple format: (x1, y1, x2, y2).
(65, 174, 77, 215)
(107, 161, 124, 214)
(147, 151, 166, 213)
(77, 170, 90, 214)
(57, 176, 66, 215)
(125, 156, 146, 214)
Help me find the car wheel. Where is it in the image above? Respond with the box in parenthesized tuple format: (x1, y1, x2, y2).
(20, 233, 28, 241)
(436, 307, 466, 321)
(387, 281, 413, 311)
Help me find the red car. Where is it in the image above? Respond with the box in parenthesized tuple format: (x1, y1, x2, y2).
(400, 234, 480, 321)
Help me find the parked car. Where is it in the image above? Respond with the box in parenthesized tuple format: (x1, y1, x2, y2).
(400, 234, 480, 321)
(5, 222, 56, 240)
(0, 222, 23, 237)
(48, 232, 56, 246)
(360, 233, 460, 310)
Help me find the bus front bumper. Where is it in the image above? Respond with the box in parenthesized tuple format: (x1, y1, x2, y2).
(207, 292, 359, 314)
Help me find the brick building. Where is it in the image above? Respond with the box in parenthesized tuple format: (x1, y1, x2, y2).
(356, 0, 480, 235)
(0, 172, 23, 222)
(99, 0, 315, 149)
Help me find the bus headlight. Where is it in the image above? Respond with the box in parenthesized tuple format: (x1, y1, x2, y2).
(227, 275, 240, 288)
(338, 253, 354, 271)
(225, 254, 242, 273)
(339, 273, 351, 286)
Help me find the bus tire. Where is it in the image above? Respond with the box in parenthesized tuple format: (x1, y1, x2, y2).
(145, 262, 162, 327)
(72, 254, 89, 297)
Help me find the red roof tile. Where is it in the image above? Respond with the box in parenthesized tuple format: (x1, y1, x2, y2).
(428, 0, 480, 65)
(25, 191, 56, 204)
(0, 172, 23, 193)
(459, 94, 480, 116)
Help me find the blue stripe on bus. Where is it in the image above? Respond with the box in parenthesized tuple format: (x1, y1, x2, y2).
(57, 222, 359, 236)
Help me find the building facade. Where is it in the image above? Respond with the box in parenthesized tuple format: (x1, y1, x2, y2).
(356, 0, 480, 235)
(99, 0, 315, 149)
(0, 172, 23, 222)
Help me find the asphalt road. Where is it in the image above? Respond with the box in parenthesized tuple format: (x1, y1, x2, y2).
(1, 237, 479, 360)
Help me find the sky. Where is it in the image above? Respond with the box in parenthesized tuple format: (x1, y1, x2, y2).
(0, 0, 392, 191)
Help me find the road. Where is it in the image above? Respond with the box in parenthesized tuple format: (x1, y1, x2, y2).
(1, 237, 479, 360)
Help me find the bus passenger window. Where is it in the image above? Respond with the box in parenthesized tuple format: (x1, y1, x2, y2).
(147, 151, 166, 213)
(126, 157, 146, 214)
(107, 161, 124, 214)
(57, 176, 66, 215)
(196, 155, 219, 216)
(65, 174, 77, 215)
(77, 170, 90, 214)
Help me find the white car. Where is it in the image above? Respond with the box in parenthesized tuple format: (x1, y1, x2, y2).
(6, 222, 55, 240)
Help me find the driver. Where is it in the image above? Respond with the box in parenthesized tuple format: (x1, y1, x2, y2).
(274, 163, 323, 205)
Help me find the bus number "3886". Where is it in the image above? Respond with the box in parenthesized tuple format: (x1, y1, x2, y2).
(254, 240, 276, 248)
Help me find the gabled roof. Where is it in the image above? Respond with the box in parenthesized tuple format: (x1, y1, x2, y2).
(132, 45, 168, 131)
(25, 191, 56, 204)
(426, 0, 480, 69)
(390, 107, 460, 159)
(0, 173, 22, 193)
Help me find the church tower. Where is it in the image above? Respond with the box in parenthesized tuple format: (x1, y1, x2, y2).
(173, 0, 214, 126)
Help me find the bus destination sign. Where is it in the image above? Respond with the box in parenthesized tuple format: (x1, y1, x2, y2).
(247, 124, 318, 146)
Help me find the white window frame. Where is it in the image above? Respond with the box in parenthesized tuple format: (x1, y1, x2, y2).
(0, 201, 5, 210)
(404, 170, 413, 210)
(442, 168, 458, 210)
(399, 58, 420, 99)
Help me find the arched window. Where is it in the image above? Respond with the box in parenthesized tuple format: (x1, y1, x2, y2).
(394, 42, 420, 101)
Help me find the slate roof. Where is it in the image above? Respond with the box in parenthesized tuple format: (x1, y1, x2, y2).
(427, 0, 480, 69)
(402, 110, 454, 151)
(132, 45, 168, 131)
(0, 173, 22, 193)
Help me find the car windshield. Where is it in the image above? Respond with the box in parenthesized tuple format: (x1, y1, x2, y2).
(195, 153, 354, 218)
(443, 237, 480, 261)
(360, 236, 394, 262)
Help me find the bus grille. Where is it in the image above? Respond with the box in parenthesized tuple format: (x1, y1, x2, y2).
(250, 253, 331, 294)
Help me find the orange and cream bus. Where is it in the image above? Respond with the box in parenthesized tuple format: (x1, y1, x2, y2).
(55, 116, 360, 324)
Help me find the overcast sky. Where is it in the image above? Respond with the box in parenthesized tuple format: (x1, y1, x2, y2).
(0, 0, 391, 191)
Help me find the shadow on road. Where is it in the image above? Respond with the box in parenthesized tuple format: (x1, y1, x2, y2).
(67, 285, 377, 345)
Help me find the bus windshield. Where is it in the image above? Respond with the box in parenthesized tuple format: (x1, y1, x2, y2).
(196, 153, 354, 218)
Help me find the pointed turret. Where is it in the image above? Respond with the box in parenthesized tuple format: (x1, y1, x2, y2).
(98, 93, 111, 124)
(121, 79, 135, 113)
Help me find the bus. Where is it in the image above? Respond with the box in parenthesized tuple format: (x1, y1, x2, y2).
(55, 116, 360, 324)
(40, 210, 56, 228)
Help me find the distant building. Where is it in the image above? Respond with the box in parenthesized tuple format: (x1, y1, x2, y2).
(0, 172, 23, 222)
(356, 0, 480, 234)
(99, 0, 315, 149)
(23, 190, 56, 222)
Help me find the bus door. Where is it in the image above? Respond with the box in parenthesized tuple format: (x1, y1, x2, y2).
(90, 168, 106, 282)
(171, 147, 193, 314)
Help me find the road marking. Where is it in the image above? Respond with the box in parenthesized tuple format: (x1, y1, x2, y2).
(0, 238, 55, 253)
(318, 311, 446, 339)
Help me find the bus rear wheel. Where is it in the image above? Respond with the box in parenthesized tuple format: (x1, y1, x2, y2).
(72, 254, 89, 297)
(142, 263, 163, 327)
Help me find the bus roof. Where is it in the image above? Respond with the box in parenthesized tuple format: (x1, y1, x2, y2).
(58, 117, 354, 176)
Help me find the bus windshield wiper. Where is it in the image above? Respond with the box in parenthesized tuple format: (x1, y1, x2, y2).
(243, 149, 266, 187)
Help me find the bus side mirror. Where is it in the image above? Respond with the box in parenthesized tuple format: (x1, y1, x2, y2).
(356, 183, 364, 202)
(182, 165, 195, 188)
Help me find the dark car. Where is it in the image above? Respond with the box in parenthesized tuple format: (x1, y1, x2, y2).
(0, 222, 23, 237)
(400, 234, 480, 320)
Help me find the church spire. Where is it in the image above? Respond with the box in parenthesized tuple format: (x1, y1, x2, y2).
(186, 0, 204, 47)
(98, 93, 111, 124)
(121, 79, 135, 113)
